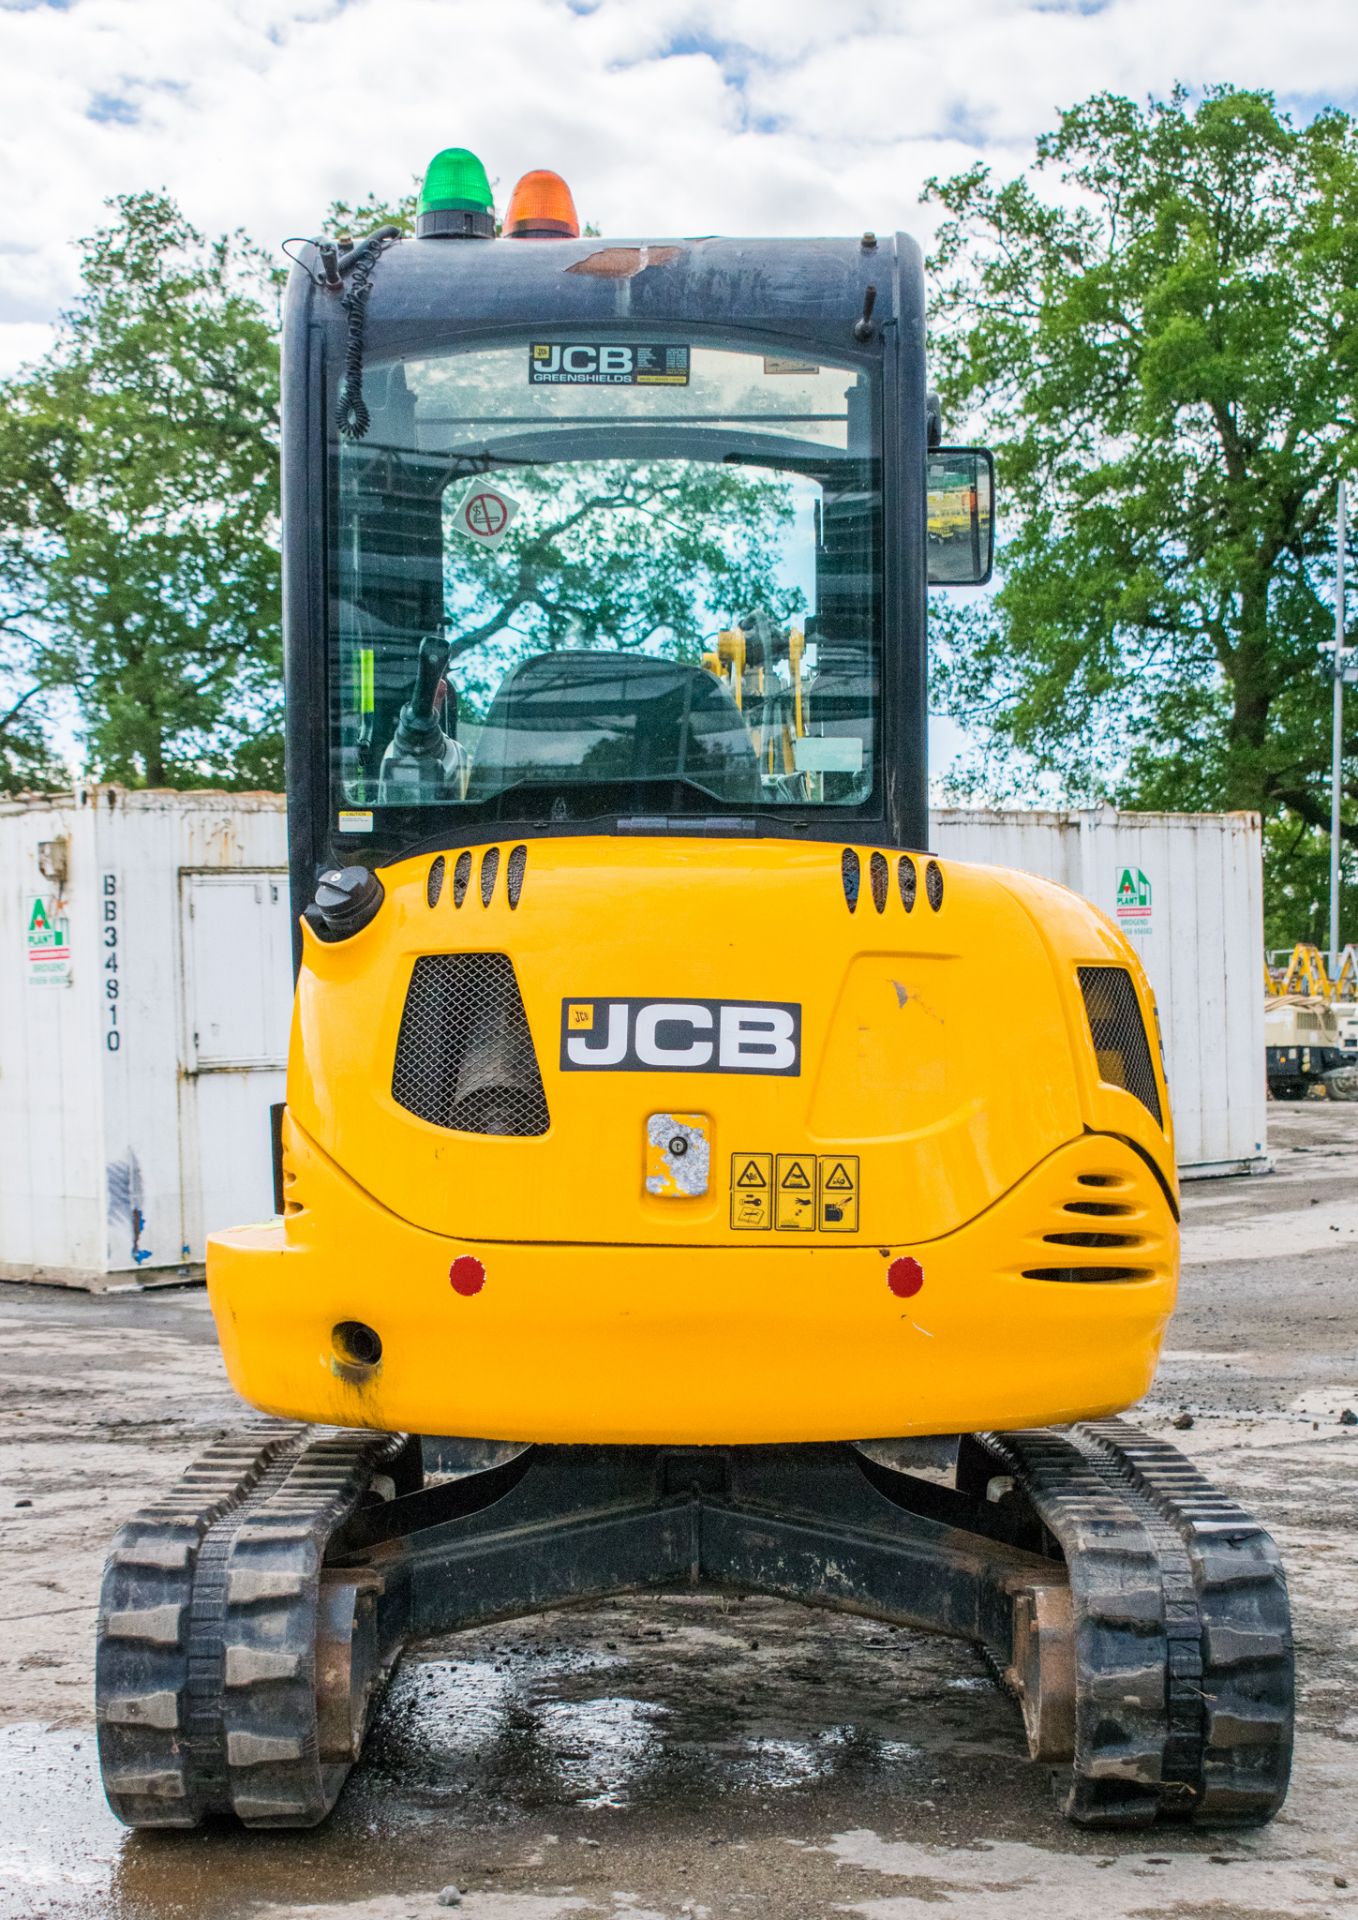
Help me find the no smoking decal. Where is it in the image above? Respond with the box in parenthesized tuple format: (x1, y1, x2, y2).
(449, 482, 519, 550)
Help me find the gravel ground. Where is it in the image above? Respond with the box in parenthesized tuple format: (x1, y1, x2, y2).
(0, 1102, 1355, 1920)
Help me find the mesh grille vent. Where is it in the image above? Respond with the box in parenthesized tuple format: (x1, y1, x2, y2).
(925, 860, 944, 911)
(1078, 966, 1162, 1125)
(453, 852, 472, 907)
(427, 856, 445, 908)
(898, 856, 917, 912)
(480, 847, 500, 906)
(506, 845, 528, 908)
(841, 848, 860, 912)
(870, 851, 888, 913)
(392, 953, 549, 1137)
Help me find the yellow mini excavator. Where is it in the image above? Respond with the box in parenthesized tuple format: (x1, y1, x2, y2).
(96, 152, 1292, 1832)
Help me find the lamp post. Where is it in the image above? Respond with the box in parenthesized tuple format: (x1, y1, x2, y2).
(1331, 478, 1357, 966)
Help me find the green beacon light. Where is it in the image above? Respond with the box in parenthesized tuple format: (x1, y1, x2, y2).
(417, 147, 496, 240)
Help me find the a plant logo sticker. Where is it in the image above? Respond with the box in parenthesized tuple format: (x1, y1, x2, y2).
(26, 894, 71, 986)
(1115, 867, 1152, 938)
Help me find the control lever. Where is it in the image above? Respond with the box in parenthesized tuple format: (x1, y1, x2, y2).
(378, 635, 467, 803)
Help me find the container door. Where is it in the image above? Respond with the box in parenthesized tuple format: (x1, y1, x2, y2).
(179, 871, 292, 1253)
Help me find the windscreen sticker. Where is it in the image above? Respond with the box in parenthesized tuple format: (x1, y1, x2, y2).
(449, 482, 519, 549)
(560, 998, 800, 1074)
(530, 343, 690, 386)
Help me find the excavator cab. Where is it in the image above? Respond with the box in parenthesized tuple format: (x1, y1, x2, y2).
(96, 153, 1293, 1836)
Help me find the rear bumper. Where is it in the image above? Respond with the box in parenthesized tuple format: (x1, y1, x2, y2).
(207, 1122, 1177, 1444)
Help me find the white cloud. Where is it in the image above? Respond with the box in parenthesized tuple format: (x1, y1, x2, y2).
(0, 0, 1355, 374)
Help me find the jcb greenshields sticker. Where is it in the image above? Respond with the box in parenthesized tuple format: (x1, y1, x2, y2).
(1115, 867, 1152, 937)
(530, 343, 690, 386)
(26, 894, 71, 986)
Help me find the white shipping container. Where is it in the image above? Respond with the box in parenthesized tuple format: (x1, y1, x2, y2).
(0, 790, 1264, 1284)
(930, 806, 1267, 1178)
(0, 787, 290, 1283)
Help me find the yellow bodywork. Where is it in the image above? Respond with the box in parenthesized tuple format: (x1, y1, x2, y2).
(208, 838, 1179, 1443)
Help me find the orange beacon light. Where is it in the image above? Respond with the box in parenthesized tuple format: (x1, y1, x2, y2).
(504, 169, 580, 239)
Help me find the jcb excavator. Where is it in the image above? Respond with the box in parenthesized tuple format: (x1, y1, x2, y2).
(96, 153, 1292, 1831)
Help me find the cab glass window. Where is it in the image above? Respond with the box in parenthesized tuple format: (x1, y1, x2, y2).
(332, 341, 881, 821)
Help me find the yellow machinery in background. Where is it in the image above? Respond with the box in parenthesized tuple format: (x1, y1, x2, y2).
(96, 150, 1293, 1837)
(1265, 943, 1354, 1089)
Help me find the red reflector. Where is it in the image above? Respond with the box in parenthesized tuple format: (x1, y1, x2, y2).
(887, 1256, 923, 1298)
(449, 1255, 486, 1296)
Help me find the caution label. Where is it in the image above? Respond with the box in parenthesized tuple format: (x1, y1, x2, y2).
(775, 1154, 817, 1232)
(730, 1152, 772, 1230)
(730, 1150, 863, 1232)
(818, 1155, 859, 1232)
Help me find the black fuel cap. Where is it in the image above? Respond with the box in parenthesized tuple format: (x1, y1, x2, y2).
(308, 865, 384, 940)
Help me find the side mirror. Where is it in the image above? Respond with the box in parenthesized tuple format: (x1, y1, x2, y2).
(926, 448, 994, 586)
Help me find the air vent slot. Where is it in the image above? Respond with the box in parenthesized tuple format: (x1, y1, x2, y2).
(480, 846, 500, 906)
(1077, 966, 1162, 1125)
(392, 953, 549, 1137)
(1043, 1230, 1140, 1249)
(898, 855, 917, 912)
(1023, 1266, 1150, 1284)
(453, 851, 472, 907)
(427, 856, 445, 908)
(841, 848, 860, 912)
(925, 860, 944, 911)
(506, 845, 528, 908)
(869, 851, 888, 913)
(1064, 1199, 1131, 1217)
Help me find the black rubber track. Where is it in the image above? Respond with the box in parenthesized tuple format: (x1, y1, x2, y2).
(978, 1420, 1293, 1827)
(975, 1426, 1171, 1826)
(1080, 1420, 1294, 1824)
(97, 1423, 413, 1829)
(97, 1418, 1291, 1832)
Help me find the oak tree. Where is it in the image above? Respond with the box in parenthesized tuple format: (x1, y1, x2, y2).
(926, 87, 1358, 929)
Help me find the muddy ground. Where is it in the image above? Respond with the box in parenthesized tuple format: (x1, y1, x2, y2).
(0, 1103, 1355, 1920)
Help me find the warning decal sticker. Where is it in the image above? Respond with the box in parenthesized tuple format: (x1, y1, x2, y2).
(730, 1152, 772, 1230)
(449, 482, 519, 549)
(818, 1155, 859, 1233)
(775, 1154, 817, 1232)
(730, 1151, 861, 1232)
(530, 343, 691, 386)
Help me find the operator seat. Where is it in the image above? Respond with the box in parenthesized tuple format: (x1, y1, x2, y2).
(465, 650, 761, 803)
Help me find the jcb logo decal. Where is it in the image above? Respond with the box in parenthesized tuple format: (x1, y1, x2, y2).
(559, 998, 800, 1075)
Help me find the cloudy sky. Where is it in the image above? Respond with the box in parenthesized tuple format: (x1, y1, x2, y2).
(2, 0, 1357, 378)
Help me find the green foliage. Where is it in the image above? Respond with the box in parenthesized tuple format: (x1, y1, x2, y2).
(321, 188, 418, 241)
(0, 533, 65, 793)
(926, 87, 1358, 930)
(1263, 814, 1358, 949)
(0, 184, 680, 791)
(0, 663, 65, 796)
(0, 192, 282, 787)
